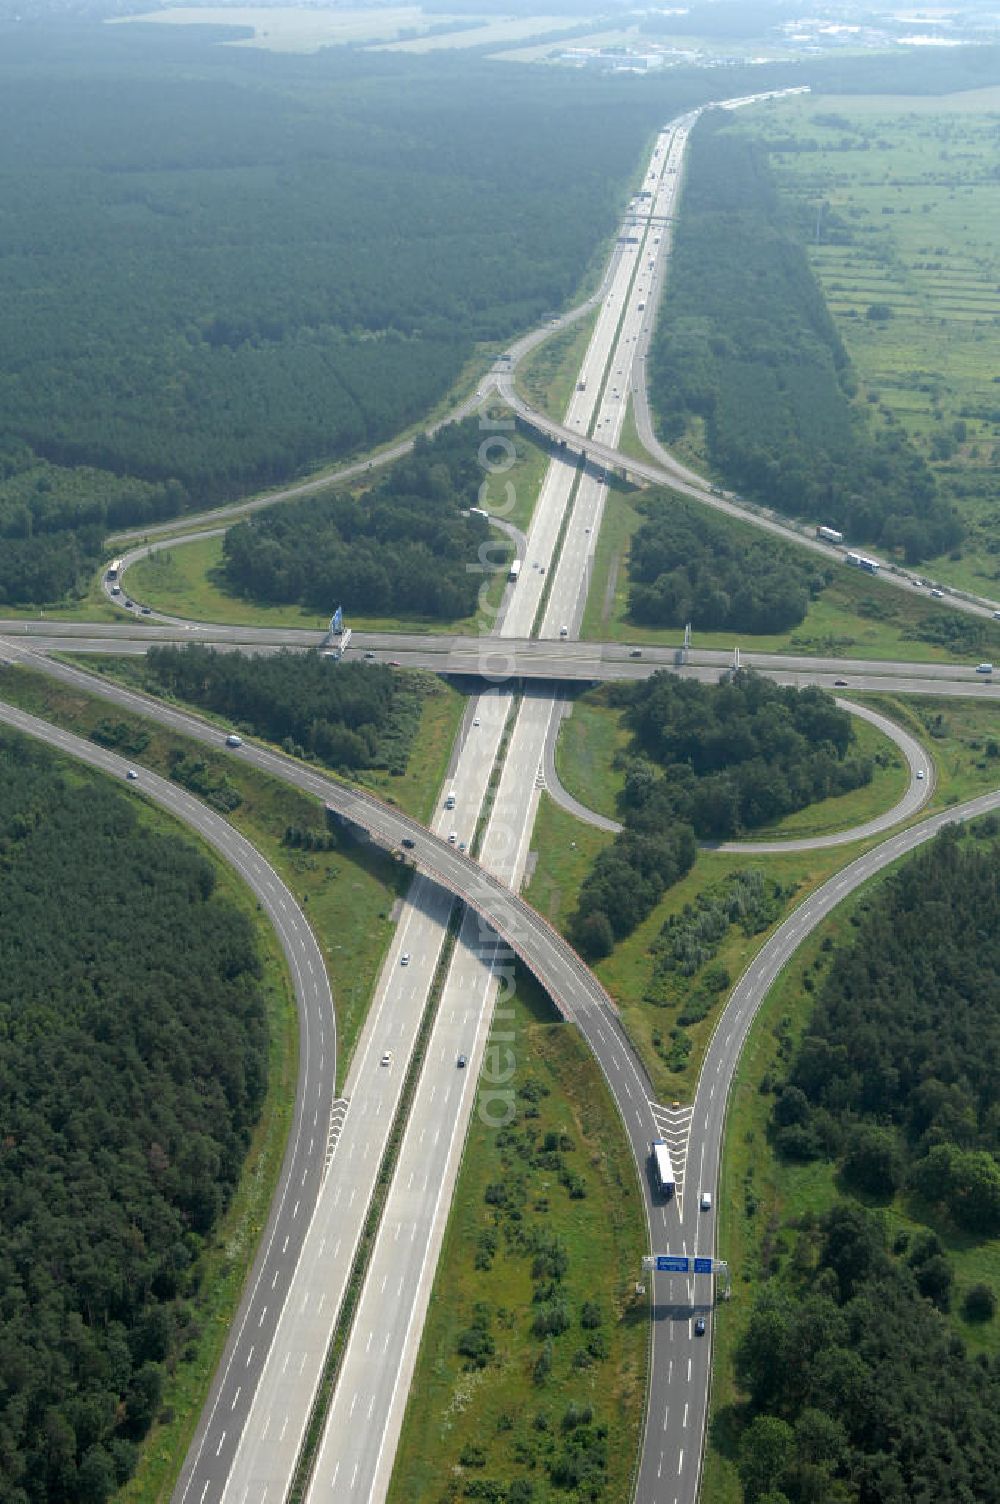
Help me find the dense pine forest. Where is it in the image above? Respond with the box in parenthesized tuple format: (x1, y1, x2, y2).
(628, 493, 830, 634)
(0, 732, 269, 1503)
(144, 646, 422, 774)
(730, 827, 1000, 1503)
(0, 26, 710, 607)
(571, 673, 869, 957)
(650, 117, 962, 563)
(221, 421, 490, 622)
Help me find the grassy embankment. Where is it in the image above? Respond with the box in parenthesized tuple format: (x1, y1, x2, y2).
(742, 89, 1000, 600)
(583, 484, 1000, 662)
(387, 970, 649, 1504)
(529, 691, 1000, 1104)
(704, 816, 1000, 1504)
(120, 433, 553, 634)
(517, 306, 600, 423)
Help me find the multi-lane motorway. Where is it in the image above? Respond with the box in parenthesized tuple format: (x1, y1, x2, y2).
(2, 82, 998, 1504)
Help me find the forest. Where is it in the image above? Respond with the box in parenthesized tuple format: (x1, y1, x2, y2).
(570, 673, 869, 958)
(0, 24, 716, 606)
(773, 825, 1000, 1234)
(650, 118, 962, 563)
(0, 732, 269, 1503)
(221, 421, 491, 622)
(730, 826, 1000, 1504)
(628, 493, 831, 634)
(143, 646, 422, 774)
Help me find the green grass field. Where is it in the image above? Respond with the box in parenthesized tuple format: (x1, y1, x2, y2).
(582, 485, 1000, 662)
(387, 969, 649, 1504)
(737, 91, 1000, 601)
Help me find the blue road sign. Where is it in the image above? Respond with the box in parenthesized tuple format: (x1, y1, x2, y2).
(693, 1257, 713, 1274)
(656, 1256, 690, 1273)
(331, 605, 343, 633)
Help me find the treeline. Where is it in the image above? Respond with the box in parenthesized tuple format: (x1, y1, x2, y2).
(570, 673, 868, 958)
(222, 421, 490, 622)
(650, 119, 961, 563)
(0, 443, 186, 605)
(0, 25, 715, 604)
(733, 1201, 1000, 1504)
(772, 825, 1000, 1235)
(628, 494, 830, 634)
(144, 646, 422, 773)
(730, 827, 1000, 1503)
(0, 733, 268, 1503)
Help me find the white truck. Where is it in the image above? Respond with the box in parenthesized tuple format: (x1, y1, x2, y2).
(651, 1139, 675, 1199)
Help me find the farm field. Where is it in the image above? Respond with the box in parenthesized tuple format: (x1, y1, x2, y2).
(739, 90, 1000, 599)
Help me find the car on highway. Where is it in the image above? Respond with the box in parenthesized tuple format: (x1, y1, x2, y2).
(993, 611, 1000, 622)
(364, 650, 376, 659)
(401, 836, 416, 849)
(976, 662, 994, 675)
(834, 679, 848, 687)
(125, 599, 135, 609)
(930, 588, 944, 599)
(458, 841, 467, 852)
(457, 1054, 467, 1068)
(559, 626, 568, 638)
(225, 733, 242, 748)
(141, 605, 152, 614)
(629, 647, 642, 658)
(380, 1051, 392, 1067)
(916, 769, 925, 780)
(448, 831, 457, 844)
(472, 716, 480, 727)
(694, 1318, 706, 1336)
(126, 769, 138, 781)
(401, 952, 410, 966)
(700, 1191, 712, 1211)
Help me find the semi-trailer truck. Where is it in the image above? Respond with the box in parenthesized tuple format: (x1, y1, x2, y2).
(817, 525, 844, 545)
(651, 1139, 675, 1199)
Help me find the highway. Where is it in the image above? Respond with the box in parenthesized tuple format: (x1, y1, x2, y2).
(3, 81, 997, 1504)
(303, 115, 692, 1503)
(4, 617, 999, 700)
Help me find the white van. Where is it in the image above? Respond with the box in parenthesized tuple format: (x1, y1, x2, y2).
(976, 663, 994, 675)
(700, 1191, 712, 1212)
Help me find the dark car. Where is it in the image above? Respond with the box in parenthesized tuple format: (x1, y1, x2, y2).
(401, 837, 416, 850)
(834, 679, 848, 687)
(457, 1054, 467, 1068)
(141, 605, 152, 614)
(694, 1317, 706, 1336)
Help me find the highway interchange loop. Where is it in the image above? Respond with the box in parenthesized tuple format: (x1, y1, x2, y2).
(1, 86, 998, 1504)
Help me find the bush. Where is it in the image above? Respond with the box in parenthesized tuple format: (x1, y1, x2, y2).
(963, 1283, 997, 1323)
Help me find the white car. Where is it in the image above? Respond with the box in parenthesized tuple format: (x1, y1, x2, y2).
(700, 1191, 712, 1211)
(380, 1051, 392, 1067)
(472, 716, 481, 728)
(126, 769, 138, 781)
(401, 952, 410, 966)
(916, 770, 925, 780)
(225, 733, 242, 748)
(448, 832, 457, 844)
